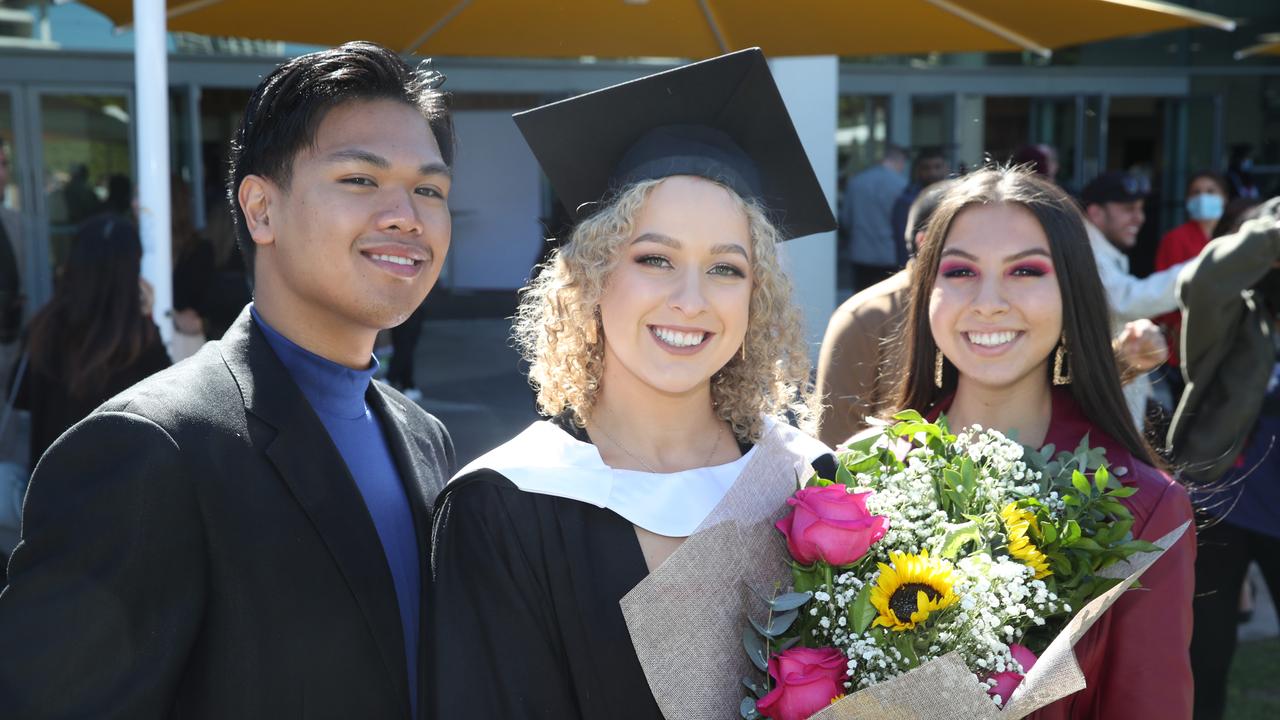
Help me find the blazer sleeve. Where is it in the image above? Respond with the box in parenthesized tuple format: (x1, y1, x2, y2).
(428, 476, 579, 719)
(816, 302, 889, 447)
(1177, 216, 1280, 340)
(0, 411, 206, 719)
(1090, 479, 1196, 719)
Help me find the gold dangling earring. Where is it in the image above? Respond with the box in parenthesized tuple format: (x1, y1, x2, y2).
(740, 343, 747, 363)
(1053, 337, 1071, 386)
(934, 349, 945, 388)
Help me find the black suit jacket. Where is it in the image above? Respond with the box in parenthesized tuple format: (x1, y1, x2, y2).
(0, 309, 454, 719)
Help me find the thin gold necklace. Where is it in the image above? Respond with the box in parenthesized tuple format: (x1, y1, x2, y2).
(593, 409, 725, 473)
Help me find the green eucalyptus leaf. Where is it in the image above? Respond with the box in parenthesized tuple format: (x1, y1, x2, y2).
(769, 609, 801, 636)
(749, 615, 775, 639)
(778, 636, 802, 651)
(743, 627, 768, 672)
(769, 592, 813, 613)
(740, 696, 761, 719)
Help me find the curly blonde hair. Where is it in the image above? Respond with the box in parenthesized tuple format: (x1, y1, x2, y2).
(513, 178, 815, 442)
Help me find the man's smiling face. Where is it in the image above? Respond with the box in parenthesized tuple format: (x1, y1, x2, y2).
(249, 98, 452, 335)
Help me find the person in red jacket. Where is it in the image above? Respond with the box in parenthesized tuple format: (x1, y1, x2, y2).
(1153, 172, 1228, 369)
(892, 166, 1195, 719)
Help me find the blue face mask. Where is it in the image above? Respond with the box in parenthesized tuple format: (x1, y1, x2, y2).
(1186, 193, 1224, 222)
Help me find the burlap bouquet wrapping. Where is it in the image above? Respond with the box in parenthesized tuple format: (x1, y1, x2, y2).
(619, 423, 1189, 719)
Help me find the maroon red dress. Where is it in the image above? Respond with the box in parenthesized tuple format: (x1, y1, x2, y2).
(933, 388, 1196, 719)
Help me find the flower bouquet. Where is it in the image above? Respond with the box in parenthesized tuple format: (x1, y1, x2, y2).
(738, 412, 1188, 720)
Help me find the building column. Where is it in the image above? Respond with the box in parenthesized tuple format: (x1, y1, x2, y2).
(134, 0, 173, 343)
(770, 55, 838, 362)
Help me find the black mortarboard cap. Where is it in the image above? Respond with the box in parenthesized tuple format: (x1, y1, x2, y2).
(514, 48, 836, 241)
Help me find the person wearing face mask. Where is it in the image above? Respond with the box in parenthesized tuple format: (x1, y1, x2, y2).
(1082, 172, 1190, 430)
(1153, 172, 1229, 377)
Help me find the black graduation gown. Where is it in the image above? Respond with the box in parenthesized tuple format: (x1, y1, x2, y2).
(430, 469, 664, 719)
(428, 419, 835, 719)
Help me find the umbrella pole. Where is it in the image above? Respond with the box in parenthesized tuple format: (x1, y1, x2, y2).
(134, 0, 173, 344)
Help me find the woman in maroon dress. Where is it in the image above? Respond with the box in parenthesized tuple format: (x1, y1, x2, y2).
(892, 166, 1195, 719)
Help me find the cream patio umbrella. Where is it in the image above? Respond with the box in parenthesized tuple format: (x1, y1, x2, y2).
(85, 0, 1236, 341)
(1235, 33, 1280, 60)
(87, 0, 1235, 59)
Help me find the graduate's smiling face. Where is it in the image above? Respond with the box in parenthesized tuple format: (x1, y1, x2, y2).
(929, 202, 1062, 394)
(597, 176, 753, 399)
(241, 98, 452, 334)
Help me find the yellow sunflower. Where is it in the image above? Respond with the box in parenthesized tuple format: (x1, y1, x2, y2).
(1001, 502, 1053, 579)
(869, 549, 959, 631)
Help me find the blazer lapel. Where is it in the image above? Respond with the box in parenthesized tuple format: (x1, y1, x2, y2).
(366, 386, 439, 535)
(366, 384, 443, 715)
(219, 310, 411, 718)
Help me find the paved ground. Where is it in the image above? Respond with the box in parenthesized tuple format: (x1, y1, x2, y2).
(408, 318, 540, 467)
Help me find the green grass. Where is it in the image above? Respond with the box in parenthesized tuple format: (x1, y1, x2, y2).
(1226, 637, 1280, 719)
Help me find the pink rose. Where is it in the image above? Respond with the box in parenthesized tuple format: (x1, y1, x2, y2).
(986, 643, 1038, 706)
(756, 646, 848, 720)
(775, 486, 888, 566)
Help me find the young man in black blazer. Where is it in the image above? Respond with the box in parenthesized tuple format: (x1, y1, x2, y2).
(0, 42, 456, 718)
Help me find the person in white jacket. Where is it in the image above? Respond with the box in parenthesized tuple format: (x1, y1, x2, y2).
(1081, 171, 1190, 429)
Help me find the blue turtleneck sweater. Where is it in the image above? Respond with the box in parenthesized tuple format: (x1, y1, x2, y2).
(251, 306, 420, 715)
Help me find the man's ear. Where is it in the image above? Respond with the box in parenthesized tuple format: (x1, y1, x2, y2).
(238, 175, 276, 248)
(1083, 203, 1104, 227)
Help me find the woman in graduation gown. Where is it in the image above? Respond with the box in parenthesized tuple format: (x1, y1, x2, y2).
(428, 50, 836, 719)
(894, 167, 1195, 718)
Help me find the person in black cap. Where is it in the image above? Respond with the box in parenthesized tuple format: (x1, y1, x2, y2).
(1081, 171, 1189, 429)
(428, 49, 835, 719)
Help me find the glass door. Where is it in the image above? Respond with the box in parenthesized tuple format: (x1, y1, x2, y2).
(26, 89, 134, 305)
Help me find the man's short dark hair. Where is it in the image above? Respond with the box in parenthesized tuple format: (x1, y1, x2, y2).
(227, 41, 455, 270)
(883, 144, 909, 163)
(904, 177, 957, 259)
(910, 145, 945, 173)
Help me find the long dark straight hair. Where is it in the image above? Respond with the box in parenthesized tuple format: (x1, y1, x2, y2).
(891, 167, 1158, 467)
(27, 214, 158, 399)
